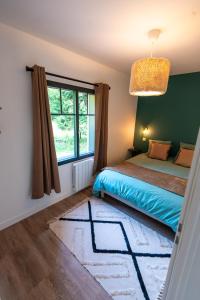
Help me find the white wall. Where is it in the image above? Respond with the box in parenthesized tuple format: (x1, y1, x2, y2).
(0, 23, 137, 230)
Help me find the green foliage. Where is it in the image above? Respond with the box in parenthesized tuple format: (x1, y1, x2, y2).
(48, 87, 60, 114)
(62, 89, 75, 114)
(48, 86, 94, 160)
(79, 92, 87, 114)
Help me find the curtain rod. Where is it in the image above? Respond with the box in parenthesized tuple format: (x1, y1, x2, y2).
(26, 66, 110, 89)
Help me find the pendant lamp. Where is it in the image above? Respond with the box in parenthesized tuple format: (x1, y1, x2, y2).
(129, 29, 170, 96)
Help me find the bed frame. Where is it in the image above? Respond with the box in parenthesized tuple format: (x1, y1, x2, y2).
(100, 190, 167, 226)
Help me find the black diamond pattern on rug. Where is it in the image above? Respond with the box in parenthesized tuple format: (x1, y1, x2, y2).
(59, 201, 171, 300)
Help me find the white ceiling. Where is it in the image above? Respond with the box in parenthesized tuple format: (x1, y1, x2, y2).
(0, 0, 200, 74)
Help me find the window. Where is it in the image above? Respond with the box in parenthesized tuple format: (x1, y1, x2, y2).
(47, 81, 95, 165)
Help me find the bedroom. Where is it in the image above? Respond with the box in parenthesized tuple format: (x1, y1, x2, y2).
(0, 0, 200, 299)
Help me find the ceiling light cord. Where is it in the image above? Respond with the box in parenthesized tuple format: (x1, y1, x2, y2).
(150, 40, 154, 58)
(148, 28, 161, 58)
(150, 37, 157, 58)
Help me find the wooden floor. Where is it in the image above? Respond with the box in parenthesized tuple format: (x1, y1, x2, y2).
(0, 188, 174, 300)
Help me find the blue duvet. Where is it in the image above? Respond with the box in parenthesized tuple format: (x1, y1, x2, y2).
(93, 169, 184, 232)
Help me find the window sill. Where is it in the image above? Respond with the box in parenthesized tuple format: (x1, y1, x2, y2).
(58, 153, 94, 166)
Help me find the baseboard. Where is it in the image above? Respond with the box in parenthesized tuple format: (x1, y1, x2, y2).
(0, 192, 70, 231)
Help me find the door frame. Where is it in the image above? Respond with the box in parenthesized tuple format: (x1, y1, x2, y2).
(163, 128, 200, 299)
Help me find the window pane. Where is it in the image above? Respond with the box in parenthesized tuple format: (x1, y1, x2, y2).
(79, 115, 95, 155)
(78, 92, 88, 114)
(61, 89, 76, 114)
(51, 115, 76, 161)
(48, 87, 61, 114)
(88, 94, 95, 114)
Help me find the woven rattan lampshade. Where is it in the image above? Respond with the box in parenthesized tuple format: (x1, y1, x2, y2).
(129, 57, 170, 96)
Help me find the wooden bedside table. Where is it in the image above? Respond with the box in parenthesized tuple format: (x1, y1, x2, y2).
(128, 147, 142, 157)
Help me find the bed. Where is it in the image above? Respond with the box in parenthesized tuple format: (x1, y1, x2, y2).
(93, 153, 190, 232)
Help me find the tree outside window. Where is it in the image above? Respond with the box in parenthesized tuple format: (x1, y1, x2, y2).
(47, 81, 95, 165)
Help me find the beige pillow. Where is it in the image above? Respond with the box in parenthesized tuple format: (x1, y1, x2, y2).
(148, 142, 171, 161)
(175, 148, 194, 168)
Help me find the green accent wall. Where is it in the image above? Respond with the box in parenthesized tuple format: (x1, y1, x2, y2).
(134, 72, 200, 156)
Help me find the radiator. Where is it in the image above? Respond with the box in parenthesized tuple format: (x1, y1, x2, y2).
(72, 158, 94, 192)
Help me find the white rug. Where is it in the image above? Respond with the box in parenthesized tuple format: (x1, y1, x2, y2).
(50, 197, 173, 300)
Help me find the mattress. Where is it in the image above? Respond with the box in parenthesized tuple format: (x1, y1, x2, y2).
(93, 154, 189, 232)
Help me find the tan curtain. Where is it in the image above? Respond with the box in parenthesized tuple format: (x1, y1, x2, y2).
(31, 65, 61, 199)
(93, 83, 109, 174)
